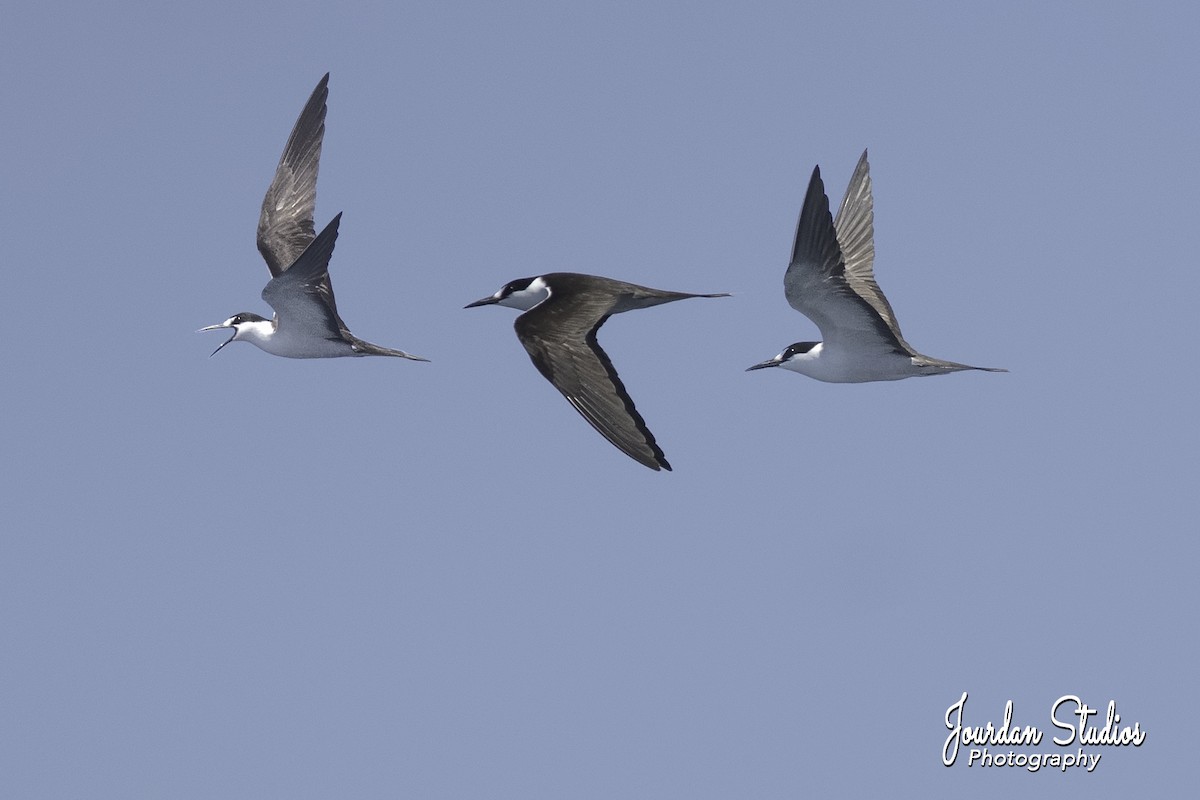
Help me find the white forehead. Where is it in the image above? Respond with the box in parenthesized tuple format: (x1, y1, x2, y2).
(497, 276, 551, 311)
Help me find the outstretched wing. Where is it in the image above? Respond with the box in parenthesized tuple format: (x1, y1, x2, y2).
(832, 149, 911, 348)
(784, 160, 911, 358)
(257, 73, 329, 277)
(514, 291, 671, 471)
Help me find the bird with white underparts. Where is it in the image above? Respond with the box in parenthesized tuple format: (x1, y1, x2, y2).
(467, 273, 728, 471)
(200, 73, 426, 362)
(748, 150, 1003, 381)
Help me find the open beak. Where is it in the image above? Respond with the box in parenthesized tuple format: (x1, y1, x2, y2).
(198, 322, 236, 357)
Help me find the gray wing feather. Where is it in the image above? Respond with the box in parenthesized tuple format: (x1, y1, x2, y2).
(262, 213, 344, 342)
(257, 73, 329, 278)
(515, 292, 670, 471)
(255, 74, 357, 334)
(832, 149, 912, 348)
(784, 160, 909, 357)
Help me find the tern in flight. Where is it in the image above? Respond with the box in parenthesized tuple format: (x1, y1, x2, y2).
(467, 273, 728, 470)
(201, 73, 426, 361)
(748, 150, 1003, 381)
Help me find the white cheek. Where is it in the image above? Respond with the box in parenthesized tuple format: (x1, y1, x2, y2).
(237, 319, 276, 343)
(779, 344, 821, 373)
(499, 280, 551, 311)
(779, 358, 810, 374)
(496, 294, 523, 309)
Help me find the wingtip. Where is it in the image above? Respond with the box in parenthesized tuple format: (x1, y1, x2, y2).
(855, 148, 871, 173)
(639, 454, 671, 471)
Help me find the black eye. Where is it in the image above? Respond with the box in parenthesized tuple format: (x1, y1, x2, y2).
(786, 342, 816, 357)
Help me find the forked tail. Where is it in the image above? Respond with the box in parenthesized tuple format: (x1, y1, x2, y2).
(914, 355, 1007, 374)
(348, 334, 429, 361)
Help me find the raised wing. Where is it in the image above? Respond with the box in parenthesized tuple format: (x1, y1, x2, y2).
(832, 149, 911, 348)
(262, 213, 344, 343)
(784, 161, 910, 358)
(514, 291, 671, 471)
(257, 73, 329, 277)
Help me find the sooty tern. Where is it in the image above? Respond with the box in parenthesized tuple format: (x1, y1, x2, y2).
(748, 150, 1004, 381)
(466, 273, 728, 471)
(200, 73, 426, 361)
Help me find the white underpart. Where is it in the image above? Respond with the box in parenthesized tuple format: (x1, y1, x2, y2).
(778, 341, 919, 383)
(497, 276, 551, 311)
(224, 316, 352, 358)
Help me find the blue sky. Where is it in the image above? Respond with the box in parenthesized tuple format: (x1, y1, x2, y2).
(2, 1, 1195, 797)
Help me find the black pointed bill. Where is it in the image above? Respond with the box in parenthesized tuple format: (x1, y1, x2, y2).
(464, 295, 501, 309)
(198, 322, 237, 357)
